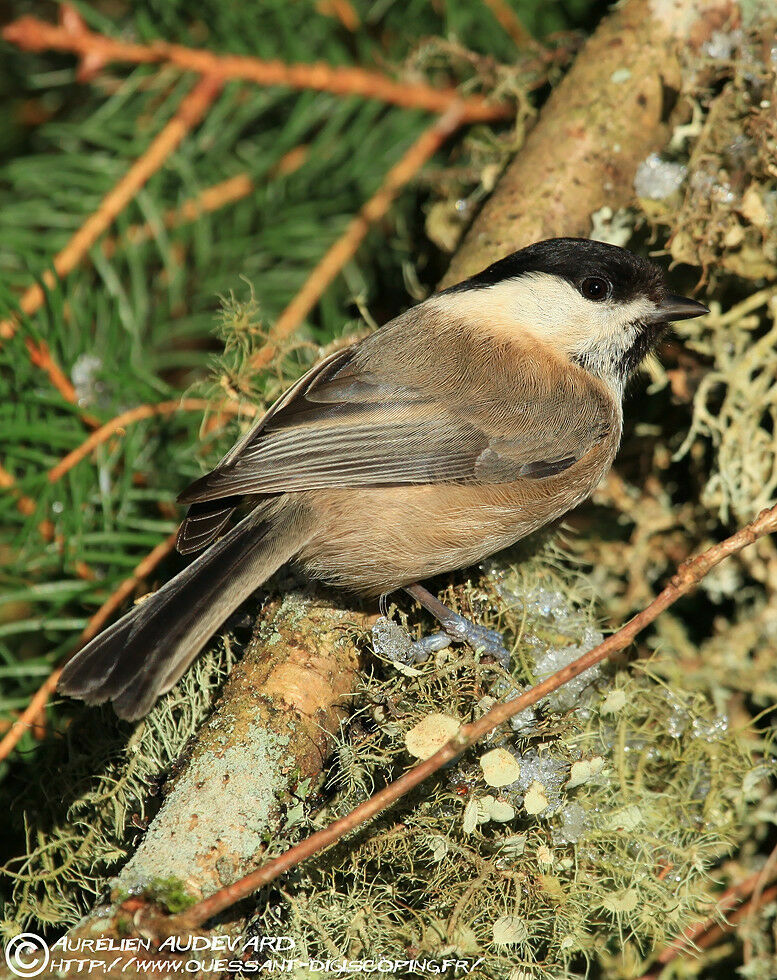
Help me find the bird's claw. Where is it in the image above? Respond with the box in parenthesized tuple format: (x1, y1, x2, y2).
(410, 620, 511, 669)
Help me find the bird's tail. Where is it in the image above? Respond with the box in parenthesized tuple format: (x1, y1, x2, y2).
(58, 497, 315, 720)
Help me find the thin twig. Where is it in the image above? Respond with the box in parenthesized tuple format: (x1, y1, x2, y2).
(3, 11, 510, 123)
(743, 842, 777, 963)
(251, 103, 465, 369)
(481, 0, 540, 50)
(168, 503, 777, 931)
(47, 397, 253, 484)
(0, 74, 222, 343)
(23, 337, 87, 413)
(101, 174, 256, 258)
(0, 532, 178, 761)
(318, 0, 360, 32)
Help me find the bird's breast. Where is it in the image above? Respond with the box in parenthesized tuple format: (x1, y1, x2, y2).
(296, 433, 618, 596)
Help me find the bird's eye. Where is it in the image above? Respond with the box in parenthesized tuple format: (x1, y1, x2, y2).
(580, 276, 610, 301)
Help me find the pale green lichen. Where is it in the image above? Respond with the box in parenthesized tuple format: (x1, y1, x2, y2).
(247, 548, 761, 979)
(0, 637, 239, 934)
(117, 732, 289, 890)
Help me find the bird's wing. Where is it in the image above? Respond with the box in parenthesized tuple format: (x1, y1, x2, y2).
(177, 336, 615, 509)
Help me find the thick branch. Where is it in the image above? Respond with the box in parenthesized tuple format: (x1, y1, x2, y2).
(49, 593, 370, 977)
(441, 0, 734, 285)
(115, 592, 367, 897)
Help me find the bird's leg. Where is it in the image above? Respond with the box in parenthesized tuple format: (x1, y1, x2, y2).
(404, 583, 511, 669)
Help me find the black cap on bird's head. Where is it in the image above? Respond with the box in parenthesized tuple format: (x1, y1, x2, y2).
(446, 238, 708, 384)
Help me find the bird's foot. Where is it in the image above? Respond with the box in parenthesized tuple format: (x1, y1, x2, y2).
(410, 619, 510, 669)
(404, 583, 511, 669)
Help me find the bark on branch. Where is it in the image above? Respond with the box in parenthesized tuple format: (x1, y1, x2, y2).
(115, 592, 367, 898)
(441, 0, 735, 285)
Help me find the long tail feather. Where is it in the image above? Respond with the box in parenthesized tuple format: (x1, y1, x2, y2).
(58, 498, 314, 720)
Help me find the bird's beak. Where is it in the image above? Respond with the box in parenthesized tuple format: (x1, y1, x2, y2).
(655, 294, 709, 322)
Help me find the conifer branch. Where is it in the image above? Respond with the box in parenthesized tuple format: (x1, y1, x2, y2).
(0, 77, 224, 646)
(100, 174, 255, 258)
(0, 74, 222, 346)
(251, 103, 466, 369)
(47, 398, 250, 484)
(164, 503, 777, 931)
(0, 532, 178, 761)
(3, 9, 511, 122)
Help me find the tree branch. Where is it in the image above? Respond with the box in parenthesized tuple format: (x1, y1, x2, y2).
(3, 9, 510, 122)
(441, 0, 734, 285)
(0, 74, 222, 344)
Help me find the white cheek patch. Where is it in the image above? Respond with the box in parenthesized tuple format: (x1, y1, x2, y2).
(434, 273, 655, 363)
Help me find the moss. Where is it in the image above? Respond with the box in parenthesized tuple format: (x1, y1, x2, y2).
(246, 547, 761, 979)
(0, 637, 240, 935)
(141, 878, 197, 916)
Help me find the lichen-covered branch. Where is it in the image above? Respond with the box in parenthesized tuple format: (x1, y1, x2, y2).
(441, 0, 735, 286)
(168, 503, 777, 929)
(115, 592, 367, 898)
(51, 592, 369, 972)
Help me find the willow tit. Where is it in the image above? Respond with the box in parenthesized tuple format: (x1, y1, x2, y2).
(58, 238, 708, 719)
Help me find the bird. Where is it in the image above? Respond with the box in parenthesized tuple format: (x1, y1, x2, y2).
(58, 238, 708, 720)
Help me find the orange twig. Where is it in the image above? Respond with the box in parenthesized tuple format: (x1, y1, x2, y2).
(102, 174, 255, 258)
(47, 397, 253, 484)
(0, 673, 61, 758)
(317, 0, 360, 32)
(0, 74, 222, 343)
(481, 0, 539, 50)
(0, 461, 37, 517)
(23, 337, 79, 405)
(170, 503, 777, 931)
(3, 12, 510, 123)
(23, 337, 101, 429)
(252, 103, 466, 369)
(0, 532, 178, 761)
